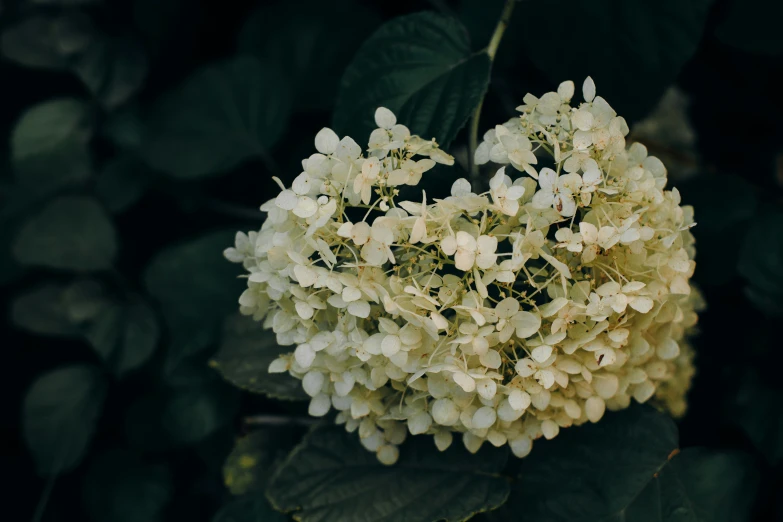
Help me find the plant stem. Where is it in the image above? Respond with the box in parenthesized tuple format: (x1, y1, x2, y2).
(31, 475, 56, 522)
(206, 199, 261, 221)
(486, 0, 516, 62)
(244, 415, 317, 426)
(468, 0, 516, 180)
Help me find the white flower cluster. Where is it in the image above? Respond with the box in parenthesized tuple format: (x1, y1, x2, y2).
(225, 79, 700, 465)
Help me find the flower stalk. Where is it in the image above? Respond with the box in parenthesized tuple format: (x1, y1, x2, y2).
(468, 0, 516, 179)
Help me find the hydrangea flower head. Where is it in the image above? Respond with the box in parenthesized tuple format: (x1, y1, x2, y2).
(225, 78, 700, 464)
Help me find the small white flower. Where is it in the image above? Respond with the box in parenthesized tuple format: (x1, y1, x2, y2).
(441, 231, 476, 271)
(353, 158, 380, 204)
(531, 168, 579, 217)
(554, 228, 583, 252)
(583, 76, 596, 102)
(441, 232, 497, 271)
(375, 107, 397, 129)
(489, 167, 525, 216)
(314, 127, 340, 155)
(387, 159, 435, 186)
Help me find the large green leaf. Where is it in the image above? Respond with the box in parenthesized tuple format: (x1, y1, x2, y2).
(82, 449, 172, 522)
(519, 0, 714, 122)
(267, 425, 510, 522)
(12, 196, 117, 271)
(334, 12, 491, 147)
(213, 495, 288, 522)
(143, 230, 243, 377)
(140, 56, 290, 178)
(224, 427, 304, 496)
(657, 449, 759, 522)
(497, 406, 758, 522)
(213, 314, 307, 401)
(10, 98, 93, 196)
(738, 210, 783, 316)
(23, 364, 107, 475)
(237, 1, 380, 110)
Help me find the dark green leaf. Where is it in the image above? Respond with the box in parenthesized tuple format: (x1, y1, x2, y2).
(13, 196, 117, 271)
(12, 279, 158, 375)
(715, 0, 783, 56)
(161, 380, 239, 445)
(334, 12, 491, 147)
(61, 278, 107, 322)
(11, 283, 79, 336)
(11, 98, 93, 196)
(519, 0, 714, 122)
(213, 314, 307, 401)
(85, 298, 160, 377)
(73, 37, 148, 110)
(1, 13, 95, 70)
(83, 449, 172, 522)
(267, 424, 509, 522)
(213, 495, 288, 522)
(509, 406, 677, 521)
(658, 449, 759, 522)
(223, 427, 304, 495)
(238, 1, 380, 110)
(23, 364, 107, 475)
(12, 98, 92, 163)
(95, 155, 151, 213)
(140, 56, 290, 178)
(143, 230, 243, 377)
(499, 406, 757, 522)
(738, 210, 783, 316)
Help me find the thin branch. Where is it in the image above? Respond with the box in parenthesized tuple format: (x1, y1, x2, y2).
(244, 415, 318, 427)
(206, 199, 262, 221)
(468, 0, 516, 180)
(31, 475, 56, 522)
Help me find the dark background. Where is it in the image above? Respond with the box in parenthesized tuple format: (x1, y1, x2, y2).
(2, 0, 782, 520)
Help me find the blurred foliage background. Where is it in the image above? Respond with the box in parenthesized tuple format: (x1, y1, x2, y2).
(1, 0, 782, 520)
